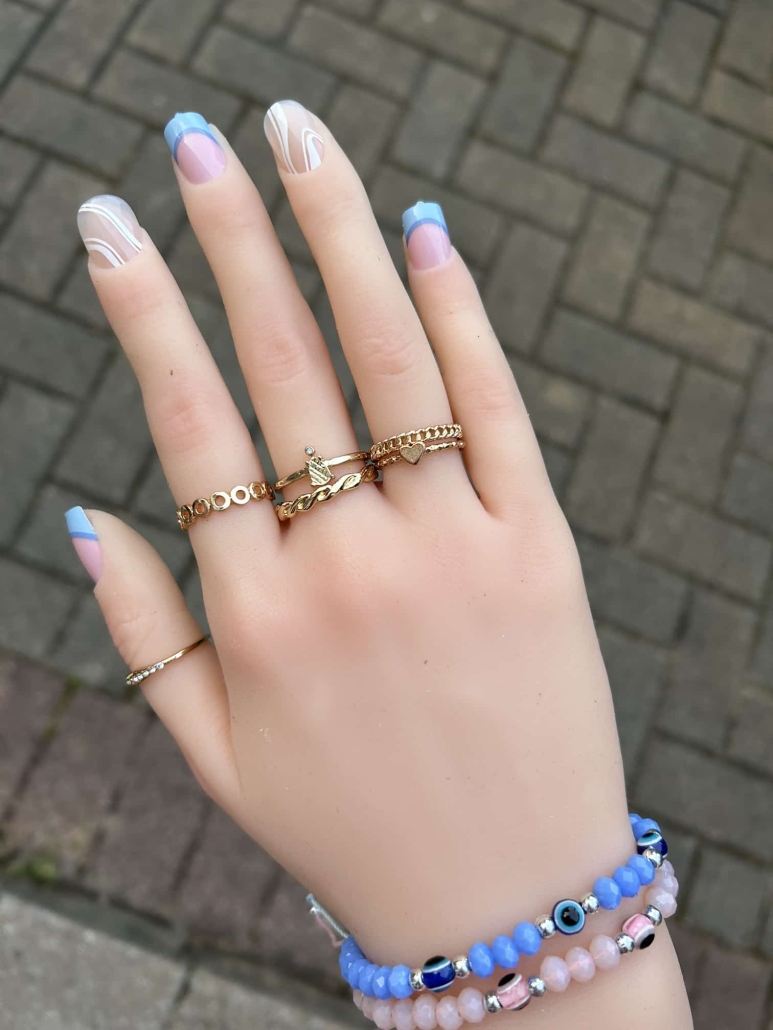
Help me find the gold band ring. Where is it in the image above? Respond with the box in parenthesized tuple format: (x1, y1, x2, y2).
(274, 446, 370, 492)
(276, 464, 378, 521)
(127, 636, 209, 686)
(370, 423, 464, 467)
(177, 481, 274, 530)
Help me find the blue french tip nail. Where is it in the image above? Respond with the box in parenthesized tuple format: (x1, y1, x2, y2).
(65, 506, 98, 540)
(402, 201, 448, 243)
(163, 111, 217, 160)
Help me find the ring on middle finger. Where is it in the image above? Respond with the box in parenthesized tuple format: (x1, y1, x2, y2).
(274, 446, 370, 493)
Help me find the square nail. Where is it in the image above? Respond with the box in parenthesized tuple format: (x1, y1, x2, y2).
(403, 201, 451, 270)
(264, 100, 324, 174)
(164, 112, 226, 184)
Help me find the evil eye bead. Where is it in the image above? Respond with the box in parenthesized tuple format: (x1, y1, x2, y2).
(422, 956, 456, 993)
(496, 973, 531, 1011)
(622, 914, 657, 950)
(552, 900, 586, 936)
(636, 830, 669, 857)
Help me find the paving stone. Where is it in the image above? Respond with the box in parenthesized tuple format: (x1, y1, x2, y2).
(542, 309, 678, 411)
(456, 140, 589, 235)
(541, 443, 573, 497)
(0, 559, 74, 659)
(509, 355, 591, 447)
(730, 689, 773, 776)
(8, 691, 146, 872)
(50, 592, 128, 689)
(462, 0, 586, 52)
(0, 2, 41, 80)
(130, 0, 220, 61)
(638, 736, 773, 860)
(580, 0, 662, 30)
(654, 366, 743, 504)
(635, 492, 771, 601)
(562, 194, 649, 321)
(481, 37, 567, 153)
(578, 536, 688, 643)
(647, 170, 730, 290)
(703, 69, 773, 146)
(688, 848, 768, 947)
(743, 345, 773, 464)
(567, 397, 659, 540)
(643, 1, 719, 105)
(179, 808, 278, 946)
(371, 165, 503, 266)
(722, 453, 773, 533)
(25, 0, 140, 88)
(728, 147, 773, 265)
(542, 113, 669, 207)
(597, 625, 667, 774)
(378, 0, 507, 74)
(119, 133, 185, 252)
(394, 61, 485, 179)
(317, 0, 378, 16)
(628, 280, 759, 377)
(691, 945, 771, 1028)
(754, 607, 773, 687)
(668, 923, 707, 999)
(0, 75, 143, 177)
(195, 25, 336, 110)
(95, 48, 240, 131)
(55, 353, 151, 505)
(326, 86, 398, 182)
(661, 588, 756, 750)
(711, 251, 773, 330)
(0, 299, 94, 387)
(718, 0, 773, 87)
(0, 382, 73, 546)
(290, 6, 423, 100)
(626, 91, 746, 183)
(562, 16, 645, 128)
(229, 104, 284, 209)
(0, 137, 39, 208)
(0, 655, 61, 814)
(57, 254, 110, 330)
(483, 223, 568, 354)
(0, 894, 184, 1029)
(89, 719, 208, 911)
(258, 873, 342, 981)
(167, 223, 218, 299)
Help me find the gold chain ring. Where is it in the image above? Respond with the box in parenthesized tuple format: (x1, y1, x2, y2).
(370, 423, 464, 467)
(276, 464, 378, 521)
(375, 438, 465, 469)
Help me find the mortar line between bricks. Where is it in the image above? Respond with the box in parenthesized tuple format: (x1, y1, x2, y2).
(77, 0, 157, 93)
(0, 0, 67, 93)
(0, 279, 111, 340)
(654, 725, 773, 797)
(169, 800, 214, 905)
(179, 0, 233, 71)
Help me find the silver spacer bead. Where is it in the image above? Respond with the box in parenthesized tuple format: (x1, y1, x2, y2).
(409, 968, 425, 993)
(643, 846, 664, 868)
(452, 955, 471, 979)
(484, 991, 503, 1014)
(528, 976, 547, 998)
(535, 915, 556, 939)
(616, 933, 635, 955)
(644, 905, 663, 926)
(581, 893, 600, 915)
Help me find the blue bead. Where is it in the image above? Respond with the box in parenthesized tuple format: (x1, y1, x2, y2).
(388, 965, 413, 1000)
(613, 865, 641, 898)
(552, 899, 586, 935)
(359, 963, 378, 998)
(422, 956, 455, 993)
(341, 937, 363, 960)
(347, 958, 368, 989)
(637, 830, 668, 856)
(469, 942, 495, 979)
(634, 818, 660, 838)
(627, 854, 656, 886)
(492, 934, 519, 969)
(594, 876, 622, 910)
(513, 922, 542, 956)
(373, 967, 392, 1001)
(629, 812, 642, 828)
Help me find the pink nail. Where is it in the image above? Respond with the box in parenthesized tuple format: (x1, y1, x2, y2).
(403, 201, 451, 270)
(164, 112, 226, 184)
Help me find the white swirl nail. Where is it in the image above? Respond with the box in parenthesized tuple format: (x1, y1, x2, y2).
(77, 194, 142, 269)
(264, 100, 324, 174)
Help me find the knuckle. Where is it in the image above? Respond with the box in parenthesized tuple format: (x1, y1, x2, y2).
(249, 322, 312, 387)
(460, 363, 518, 421)
(152, 384, 219, 456)
(355, 315, 424, 379)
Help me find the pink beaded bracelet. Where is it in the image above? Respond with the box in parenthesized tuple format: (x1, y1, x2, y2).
(353, 863, 678, 1029)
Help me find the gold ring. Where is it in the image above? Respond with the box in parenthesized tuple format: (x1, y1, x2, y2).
(276, 464, 378, 521)
(275, 446, 370, 492)
(127, 636, 209, 686)
(177, 481, 274, 530)
(370, 423, 464, 467)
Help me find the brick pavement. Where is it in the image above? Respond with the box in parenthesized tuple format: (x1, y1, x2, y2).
(1, 0, 773, 1026)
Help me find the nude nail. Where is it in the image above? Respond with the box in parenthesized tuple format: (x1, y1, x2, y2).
(65, 506, 103, 583)
(164, 111, 227, 184)
(264, 100, 324, 174)
(77, 195, 142, 269)
(402, 201, 451, 270)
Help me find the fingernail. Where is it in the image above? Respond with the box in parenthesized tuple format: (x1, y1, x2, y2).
(264, 100, 324, 174)
(65, 506, 102, 583)
(77, 195, 142, 269)
(164, 111, 226, 184)
(402, 201, 451, 270)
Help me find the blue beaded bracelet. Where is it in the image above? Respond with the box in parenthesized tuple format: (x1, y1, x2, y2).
(311, 813, 668, 1002)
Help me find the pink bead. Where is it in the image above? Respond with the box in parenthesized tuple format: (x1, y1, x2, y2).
(622, 913, 657, 950)
(457, 987, 486, 1024)
(590, 935, 620, 971)
(661, 859, 675, 877)
(566, 946, 596, 982)
(353, 990, 364, 1010)
(647, 887, 677, 919)
(436, 996, 464, 1030)
(393, 999, 416, 1030)
(656, 871, 679, 897)
(541, 955, 571, 992)
(413, 994, 438, 1030)
(362, 996, 377, 1019)
(373, 999, 396, 1030)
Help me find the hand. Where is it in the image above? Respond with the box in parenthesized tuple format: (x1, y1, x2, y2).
(71, 102, 691, 1027)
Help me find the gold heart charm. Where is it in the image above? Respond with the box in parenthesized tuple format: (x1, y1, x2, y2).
(307, 455, 333, 485)
(400, 441, 425, 465)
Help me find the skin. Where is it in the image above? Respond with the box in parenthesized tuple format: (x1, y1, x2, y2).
(80, 109, 693, 1028)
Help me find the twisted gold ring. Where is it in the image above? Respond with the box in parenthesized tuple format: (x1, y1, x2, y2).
(127, 635, 209, 686)
(177, 481, 274, 530)
(370, 423, 464, 469)
(274, 446, 370, 492)
(276, 464, 378, 521)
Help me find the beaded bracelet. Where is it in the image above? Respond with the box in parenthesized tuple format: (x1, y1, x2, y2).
(352, 862, 678, 1029)
(329, 814, 668, 1001)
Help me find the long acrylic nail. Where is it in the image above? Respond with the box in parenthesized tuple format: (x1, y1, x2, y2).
(264, 100, 324, 174)
(402, 201, 451, 270)
(77, 195, 142, 269)
(65, 506, 102, 583)
(164, 112, 226, 184)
